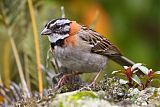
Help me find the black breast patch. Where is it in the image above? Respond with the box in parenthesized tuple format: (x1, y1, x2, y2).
(50, 39, 65, 49)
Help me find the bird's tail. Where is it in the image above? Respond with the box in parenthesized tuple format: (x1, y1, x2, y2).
(110, 55, 144, 76)
(110, 55, 135, 67)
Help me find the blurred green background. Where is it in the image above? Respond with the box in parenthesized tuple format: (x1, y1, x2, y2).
(0, 0, 159, 91)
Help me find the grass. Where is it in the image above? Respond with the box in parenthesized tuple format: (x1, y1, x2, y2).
(28, 0, 43, 96)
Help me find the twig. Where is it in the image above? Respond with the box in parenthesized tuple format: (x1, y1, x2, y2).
(61, 6, 65, 18)
(24, 54, 31, 92)
(10, 34, 30, 98)
(28, 0, 43, 97)
(3, 41, 10, 89)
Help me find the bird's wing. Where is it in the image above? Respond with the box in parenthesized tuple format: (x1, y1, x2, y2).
(79, 26, 121, 57)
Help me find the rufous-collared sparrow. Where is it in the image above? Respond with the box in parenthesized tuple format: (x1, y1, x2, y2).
(41, 18, 135, 89)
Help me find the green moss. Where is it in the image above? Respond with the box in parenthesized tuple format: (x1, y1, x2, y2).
(59, 101, 64, 107)
(69, 91, 98, 101)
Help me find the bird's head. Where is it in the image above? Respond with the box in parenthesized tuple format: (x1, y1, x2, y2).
(41, 18, 80, 43)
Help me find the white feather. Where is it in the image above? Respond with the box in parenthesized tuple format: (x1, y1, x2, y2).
(55, 19, 70, 25)
(49, 19, 70, 28)
(48, 33, 69, 43)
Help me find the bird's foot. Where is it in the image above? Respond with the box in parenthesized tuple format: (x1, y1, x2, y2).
(53, 74, 68, 91)
(79, 85, 92, 91)
(53, 72, 81, 92)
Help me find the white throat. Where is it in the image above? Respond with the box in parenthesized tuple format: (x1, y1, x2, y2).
(48, 33, 69, 43)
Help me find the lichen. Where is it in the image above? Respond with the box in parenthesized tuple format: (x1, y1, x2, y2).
(50, 91, 116, 107)
(12, 75, 160, 107)
(69, 91, 97, 101)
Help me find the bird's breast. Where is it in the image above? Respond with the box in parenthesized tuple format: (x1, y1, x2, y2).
(54, 45, 108, 73)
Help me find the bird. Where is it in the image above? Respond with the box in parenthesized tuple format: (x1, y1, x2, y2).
(41, 18, 135, 90)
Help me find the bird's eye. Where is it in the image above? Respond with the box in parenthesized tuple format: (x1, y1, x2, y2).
(56, 26, 61, 29)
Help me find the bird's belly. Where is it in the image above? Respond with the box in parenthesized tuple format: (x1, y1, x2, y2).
(54, 46, 108, 73)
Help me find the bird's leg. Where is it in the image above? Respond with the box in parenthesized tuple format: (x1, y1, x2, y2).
(79, 70, 102, 91)
(89, 70, 102, 87)
(52, 72, 63, 85)
(54, 72, 81, 91)
(54, 74, 71, 90)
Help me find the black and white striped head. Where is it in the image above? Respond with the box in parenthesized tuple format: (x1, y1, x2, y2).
(41, 18, 71, 43)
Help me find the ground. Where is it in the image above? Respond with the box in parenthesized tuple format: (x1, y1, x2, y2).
(13, 75, 160, 107)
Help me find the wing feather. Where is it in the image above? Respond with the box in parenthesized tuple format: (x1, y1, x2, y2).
(79, 26, 121, 56)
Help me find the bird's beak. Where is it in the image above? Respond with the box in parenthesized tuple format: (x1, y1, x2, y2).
(41, 28, 52, 35)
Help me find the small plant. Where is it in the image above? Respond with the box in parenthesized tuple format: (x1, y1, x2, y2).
(112, 63, 160, 90)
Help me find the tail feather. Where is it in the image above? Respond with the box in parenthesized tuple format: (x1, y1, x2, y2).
(110, 55, 144, 76)
(110, 55, 135, 67)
